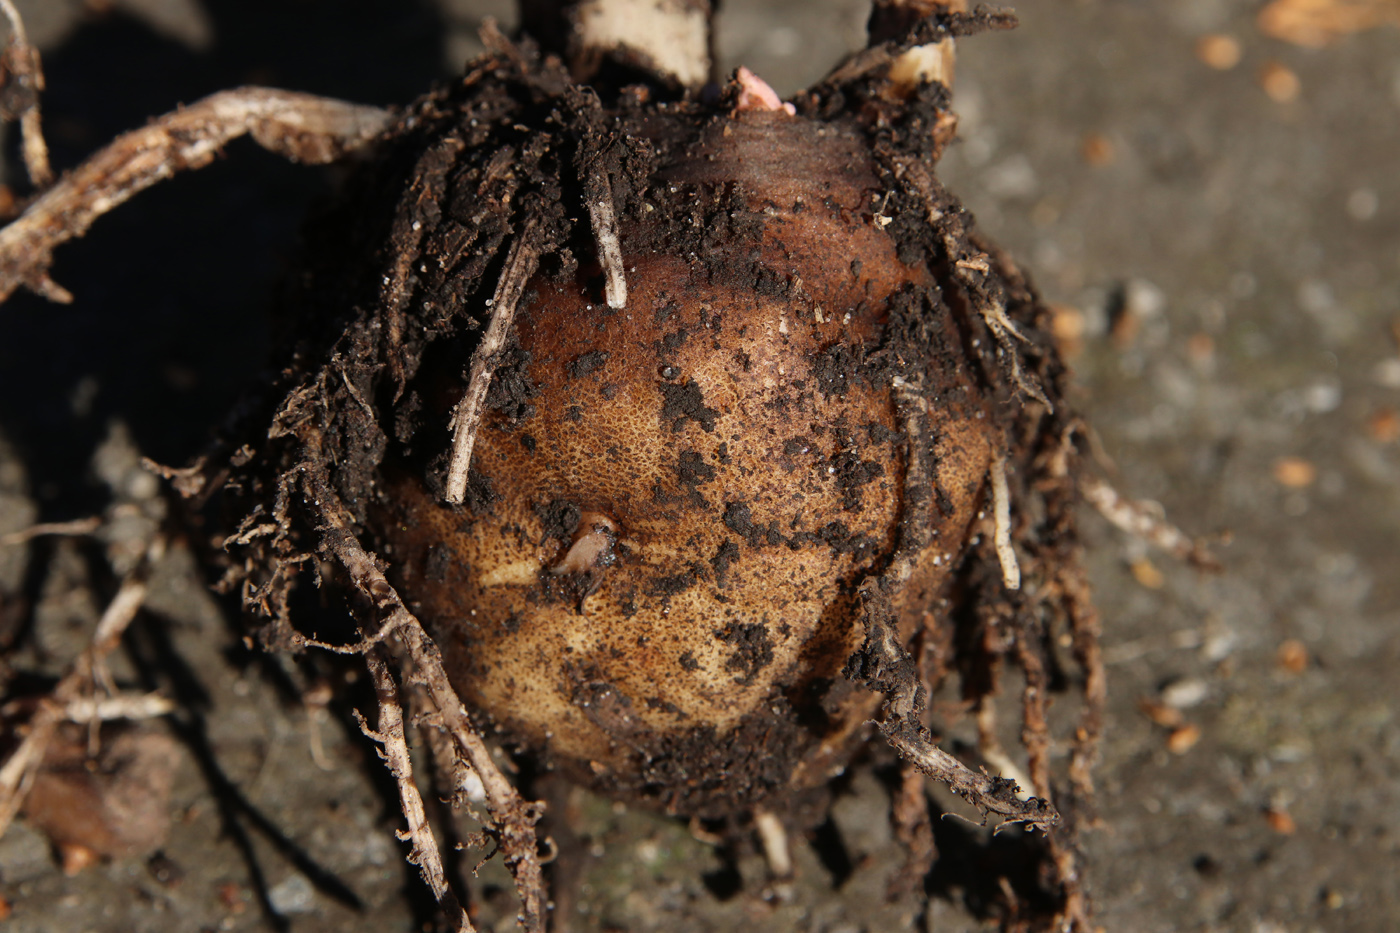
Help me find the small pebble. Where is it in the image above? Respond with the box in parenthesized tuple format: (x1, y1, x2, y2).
(1346, 187, 1379, 221)
(1366, 408, 1399, 443)
(1080, 133, 1116, 166)
(1167, 723, 1201, 754)
(1277, 638, 1308, 673)
(1160, 678, 1209, 709)
(1195, 34, 1242, 70)
(1138, 698, 1182, 728)
(635, 839, 660, 865)
(1265, 807, 1297, 835)
(1186, 332, 1215, 365)
(1050, 304, 1086, 357)
(59, 843, 99, 877)
(1130, 557, 1165, 590)
(1260, 62, 1301, 102)
(1373, 358, 1400, 389)
(267, 874, 315, 915)
(1272, 456, 1317, 488)
(218, 882, 248, 914)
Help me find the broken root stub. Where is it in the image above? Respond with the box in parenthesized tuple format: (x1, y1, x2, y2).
(205, 27, 1099, 933)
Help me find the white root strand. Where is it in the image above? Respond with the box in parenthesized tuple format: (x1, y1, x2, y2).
(0, 0, 53, 187)
(754, 809, 793, 878)
(59, 691, 175, 722)
(0, 536, 162, 839)
(19, 108, 49, 186)
(444, 222, 542, 504)
(990, 452, 1021, 591)
(585, 170, 628, 309)
(361, 651, 474, 933)
(92, 574, 151, 649)
(306, 469, 547, 932)
(0, 87, 391, 304)
(1081, 475, 1220, 569)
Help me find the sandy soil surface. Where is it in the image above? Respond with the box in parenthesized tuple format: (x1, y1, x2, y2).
(0, 1, 1396, 931)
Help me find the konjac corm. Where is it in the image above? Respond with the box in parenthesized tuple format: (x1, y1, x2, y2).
(221, 13, 1101, 930)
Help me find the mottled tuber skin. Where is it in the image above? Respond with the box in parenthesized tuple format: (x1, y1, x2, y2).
(376, 110, 999, 814)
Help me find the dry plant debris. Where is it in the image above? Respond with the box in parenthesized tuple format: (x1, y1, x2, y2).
(0, 2, 1219, 930)
(0, 0, 51, 187)
(0, 533, 166, 841)
(1258, 0, 1400, 47)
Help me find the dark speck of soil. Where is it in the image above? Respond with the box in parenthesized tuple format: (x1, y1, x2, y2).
(660, 380, 718, 433)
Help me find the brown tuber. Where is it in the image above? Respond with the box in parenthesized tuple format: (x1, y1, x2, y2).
(226, 12, 1099, 927)
(0, 3, 1107, 930)
(376, 106, 1001, 814)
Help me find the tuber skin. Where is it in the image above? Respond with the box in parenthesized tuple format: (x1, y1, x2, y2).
(375, 107, 1001, 815)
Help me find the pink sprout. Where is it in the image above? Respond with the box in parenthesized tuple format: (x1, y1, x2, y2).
(735, 66, 797, 116)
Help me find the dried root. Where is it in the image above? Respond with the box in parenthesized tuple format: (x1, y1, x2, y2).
(0, 534, 164, 838)
(0, 87, 390, 303)
(0, 515, 102, 546)
(991, 452, 1023, 591)
(846, 579, 1059, 829)
(582, 165, 628, 310)
(0, 0, 52, 187)
(301, 461, 548, 933)
(1082, 475, 1221, 570)
(445, 220, 547, 504)
(358, 649, 474, 932)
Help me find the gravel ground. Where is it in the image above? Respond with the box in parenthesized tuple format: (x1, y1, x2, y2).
(0, 1, 1397, 931)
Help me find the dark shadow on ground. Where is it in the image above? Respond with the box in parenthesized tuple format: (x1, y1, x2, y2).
(924, 799, 1061, 926)
(125, 606, 368, 931)
(0, 0, 447, 521)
